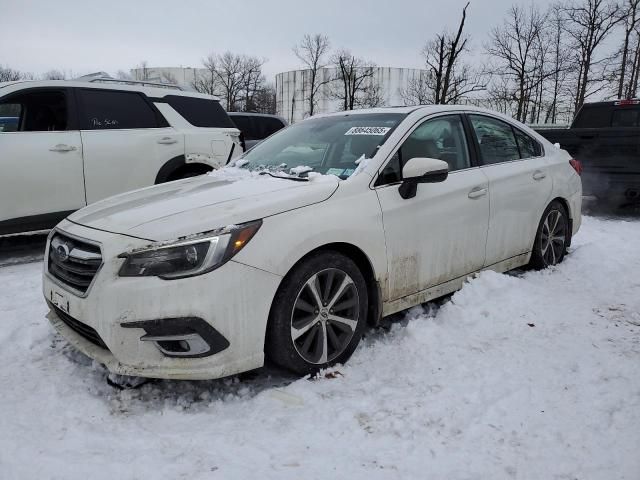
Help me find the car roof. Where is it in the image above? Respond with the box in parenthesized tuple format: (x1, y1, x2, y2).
(312, 104, 514, 119)
(0, 79, 221, 101)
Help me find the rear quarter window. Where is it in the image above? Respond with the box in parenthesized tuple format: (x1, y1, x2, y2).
(165, 95, 235, 128)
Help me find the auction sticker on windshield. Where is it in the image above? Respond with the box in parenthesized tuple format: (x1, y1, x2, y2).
(344, 126, 391, 136)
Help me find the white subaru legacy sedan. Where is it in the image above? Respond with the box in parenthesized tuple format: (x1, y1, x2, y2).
(43, 106, 582, 380)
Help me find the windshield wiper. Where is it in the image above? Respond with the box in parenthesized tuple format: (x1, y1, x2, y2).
(258, 171, 309, 182)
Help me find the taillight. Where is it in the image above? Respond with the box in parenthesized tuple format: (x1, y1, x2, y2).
(569, 159, 582, 176)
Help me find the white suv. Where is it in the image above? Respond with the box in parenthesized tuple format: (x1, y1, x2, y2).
(0, 79, 243, 236)
(43, 106, 582, 380)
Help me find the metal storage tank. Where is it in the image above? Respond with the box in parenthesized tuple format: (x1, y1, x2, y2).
(276, 66, 428, 123)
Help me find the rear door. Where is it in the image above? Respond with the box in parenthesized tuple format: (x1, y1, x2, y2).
(0, 88, 85, 233)
(77, 88, 185, 203)
(467, 114, 552, 265)
(375, 114, 490, 301)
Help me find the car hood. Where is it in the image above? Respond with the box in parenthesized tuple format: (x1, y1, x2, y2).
(68, 170, 339, 241)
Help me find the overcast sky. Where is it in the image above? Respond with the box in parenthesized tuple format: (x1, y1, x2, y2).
(1, 0, 577, 81)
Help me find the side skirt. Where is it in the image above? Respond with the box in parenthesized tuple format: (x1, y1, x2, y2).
(382, 252, 531, 317)
(0, 210, 75, 237)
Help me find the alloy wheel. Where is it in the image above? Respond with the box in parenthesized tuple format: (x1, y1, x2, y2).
(540, 209, 566, 266)
(290, 268, 360, 365)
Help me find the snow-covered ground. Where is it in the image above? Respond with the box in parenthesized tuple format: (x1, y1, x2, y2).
(0, 216, 639, 479)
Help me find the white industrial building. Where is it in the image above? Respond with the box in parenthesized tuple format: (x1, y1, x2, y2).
(276, 67, 428, 124)
(130, 66, 202, 87)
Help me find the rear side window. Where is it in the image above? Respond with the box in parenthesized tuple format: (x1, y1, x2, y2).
(513, 128, 542, 158)
(165, 95, 235, 128)
(469, 115, 520, 165)
(572, 105, 612, 128)
(230, 115, 257, 139)
(0, 90, 69, 132)
(78, 90, 163, 130)
(611, 109, 640, 127)
(257, 117, 285, 138)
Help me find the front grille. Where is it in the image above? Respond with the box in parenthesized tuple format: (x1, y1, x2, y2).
(50, 303, 108, 350)
(48, 232, 102, 294)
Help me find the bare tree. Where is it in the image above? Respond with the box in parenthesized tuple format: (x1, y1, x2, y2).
(293, 33, 331, 116)
(192, 52, 266, 111)
(616, 0, 640, 98)
(192, 59, 219, 96)
(330, 49, 377, 110)
(628, 27, 640, 97)
(0, 66, 25, 82)
(42, 70, 67, 80)
(160, 71, 179, 85)
(544, 4, 576, 124)
(134, 61, 152, 81)
(251, 84, 277, 114)
(564, 0, 621, 112)
(116, 70, 133, 80)
(486, 5, 548, 122)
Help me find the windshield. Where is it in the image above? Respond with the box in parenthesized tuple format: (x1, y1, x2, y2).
(236, 113, 405, 179)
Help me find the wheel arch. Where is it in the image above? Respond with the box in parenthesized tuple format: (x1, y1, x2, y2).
(155, 156, 214, 184)
(269, 242, 383, 330)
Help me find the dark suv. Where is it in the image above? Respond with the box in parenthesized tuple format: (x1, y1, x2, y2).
(228, 112, 287, 150)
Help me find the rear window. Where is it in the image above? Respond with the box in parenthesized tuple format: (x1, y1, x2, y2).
(611, 109, 640, 127)
(78, 89, 164, 130)
(166, 95, 235, 128)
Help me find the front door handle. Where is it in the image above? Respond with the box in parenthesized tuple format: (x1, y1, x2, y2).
(532, 170, 546, 181)
(468, 187, 488, 199)
(157, 137, 178, 145)
(49, 144, 77, 152)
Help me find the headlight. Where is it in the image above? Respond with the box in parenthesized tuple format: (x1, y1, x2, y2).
(118, 220, 262, 279)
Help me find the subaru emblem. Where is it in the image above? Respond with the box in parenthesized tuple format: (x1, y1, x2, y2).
(55, 243, 70, 262)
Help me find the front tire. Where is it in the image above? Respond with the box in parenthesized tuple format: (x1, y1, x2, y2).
(265, 251, 368, 375)
(529, 200, 569, 269)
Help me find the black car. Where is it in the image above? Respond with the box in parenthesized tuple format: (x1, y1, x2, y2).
(535, 100, 640, 207)
(228, 112, 287, 150)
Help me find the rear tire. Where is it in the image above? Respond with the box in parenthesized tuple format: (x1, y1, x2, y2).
(265, 251, 368, 375)
(529, 200, 570, 269)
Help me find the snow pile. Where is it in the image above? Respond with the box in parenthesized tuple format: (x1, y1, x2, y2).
(0, 216, 639, 479)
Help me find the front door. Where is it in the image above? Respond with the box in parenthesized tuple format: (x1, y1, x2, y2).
(0, 88, 85, 233)
(374, 114, 490, 302)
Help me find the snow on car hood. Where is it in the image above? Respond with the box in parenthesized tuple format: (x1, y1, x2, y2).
(68, 168, 339, 241)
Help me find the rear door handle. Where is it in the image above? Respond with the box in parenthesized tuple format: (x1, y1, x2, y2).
(468, 187, 488, 199)
(532, 170, 546, 181)
(49, 144, 77, 152)
(157, 137, 178, 145)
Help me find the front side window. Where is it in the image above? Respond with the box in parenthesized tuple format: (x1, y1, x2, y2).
(469, 115, 520, 165)
(238, 113, 404, 179)
(0, 90, 68, 132)
(377, 115, 470, 185)
(258, 117, 286, 138)
(78, 89, 162, 130)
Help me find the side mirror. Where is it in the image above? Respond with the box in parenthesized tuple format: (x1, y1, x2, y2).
(398, 157, 449, 199)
